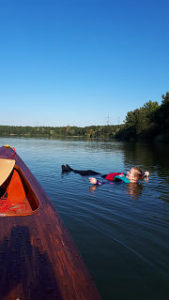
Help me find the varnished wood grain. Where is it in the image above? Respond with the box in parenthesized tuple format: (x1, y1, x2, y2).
(0, 146, 101, 300)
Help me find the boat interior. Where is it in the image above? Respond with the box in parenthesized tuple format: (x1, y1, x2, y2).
(0, 159, 40, 216)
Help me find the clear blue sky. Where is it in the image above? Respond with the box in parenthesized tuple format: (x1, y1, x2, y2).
(0, 0, 169, 127)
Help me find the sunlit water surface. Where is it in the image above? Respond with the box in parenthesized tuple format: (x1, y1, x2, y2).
(1, 137, 169, 300)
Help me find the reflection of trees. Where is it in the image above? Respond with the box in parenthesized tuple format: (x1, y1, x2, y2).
(122, 142, 169, 177)
(123, 143, 156, 168)
(0, 226, 61, 300)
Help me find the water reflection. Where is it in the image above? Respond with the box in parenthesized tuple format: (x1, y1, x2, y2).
(122, 142, 169, 174)
(89, 182, 144, 200)
(125, 183, 143, 199)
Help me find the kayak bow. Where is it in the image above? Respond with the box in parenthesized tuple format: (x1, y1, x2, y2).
(0, 145, 101, 300)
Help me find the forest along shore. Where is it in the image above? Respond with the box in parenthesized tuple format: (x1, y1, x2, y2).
(1, 91, 169, 143)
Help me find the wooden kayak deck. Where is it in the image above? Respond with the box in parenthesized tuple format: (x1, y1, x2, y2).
(0, 146, 101, 300)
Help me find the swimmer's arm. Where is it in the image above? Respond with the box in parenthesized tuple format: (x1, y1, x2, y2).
(89, 177, 104, 185)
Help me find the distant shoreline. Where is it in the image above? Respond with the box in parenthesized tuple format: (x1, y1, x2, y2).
(1, 91, 169, 143)
(0, 124, 121, 140)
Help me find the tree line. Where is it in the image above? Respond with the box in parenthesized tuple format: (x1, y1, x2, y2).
(0, 124, 121, 139)
(116, 91, 169, 142)
(0, 91, 168, 142)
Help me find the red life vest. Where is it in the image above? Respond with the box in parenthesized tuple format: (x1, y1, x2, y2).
(105, 172, 124, 181)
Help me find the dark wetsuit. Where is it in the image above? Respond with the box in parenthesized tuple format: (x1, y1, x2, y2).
(62, 165, 100, 176)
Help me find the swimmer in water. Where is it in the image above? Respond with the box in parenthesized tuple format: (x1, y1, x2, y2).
(89, 166, 149, 185)
(61, 165, 149, 184)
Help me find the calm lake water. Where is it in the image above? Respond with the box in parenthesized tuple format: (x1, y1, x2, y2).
(1, 137, 169, 300)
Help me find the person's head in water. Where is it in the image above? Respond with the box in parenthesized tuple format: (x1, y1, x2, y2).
(126, 167, 149, 183)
